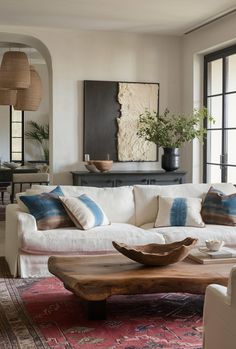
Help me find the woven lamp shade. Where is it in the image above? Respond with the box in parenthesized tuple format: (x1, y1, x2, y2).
(0, 51, 30, 89)
(0, 89, 17, 105)
(14, 66, 42, 111)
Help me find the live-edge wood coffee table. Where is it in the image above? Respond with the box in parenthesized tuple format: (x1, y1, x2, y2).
(48, 254, 234, 320)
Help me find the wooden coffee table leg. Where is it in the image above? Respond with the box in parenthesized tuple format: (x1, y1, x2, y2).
(85, 300, 107, 320)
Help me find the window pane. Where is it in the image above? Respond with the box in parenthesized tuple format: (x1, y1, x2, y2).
(207, 96, 222, 128)
(227, 166, 236, 184)
(12, 138, 22, 152)
(226, 130, 236, 165)
(12, 123, 22, 137)
(207, 59, 222, 95)
(206, 164, 221, 182)
(12, 153, 22, 161)
(225, 93, 236, 128)
(207, 130, 222, 163)
(12, 108, 22, 122)
(226, 54, 236, 92)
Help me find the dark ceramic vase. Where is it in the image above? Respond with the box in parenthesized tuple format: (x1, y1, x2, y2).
(161, 147, 180, 172)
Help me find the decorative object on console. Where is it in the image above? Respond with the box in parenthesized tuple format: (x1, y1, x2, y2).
(89, 160, 113, 172)
(137, 108, 214, 171)
(59, 194, 110, 230)
(201, 186, 236, 226)
(112, 237, 198, 266)
(84, 80, 159, 162)
(154, 196, 205, 227)
(161, 147, 179, 171)
(84, 163, 99, 172)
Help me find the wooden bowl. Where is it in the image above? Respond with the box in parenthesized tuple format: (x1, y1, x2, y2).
(90, 160, 113, 172)
(112, 237, 198, 266)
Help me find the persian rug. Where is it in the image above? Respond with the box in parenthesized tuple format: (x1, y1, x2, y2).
(0, 259, 204, 349)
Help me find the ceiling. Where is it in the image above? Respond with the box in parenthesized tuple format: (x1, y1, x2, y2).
(0, 0, 235, 35)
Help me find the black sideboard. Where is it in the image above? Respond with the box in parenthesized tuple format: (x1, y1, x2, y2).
(71, 170, 186, 187)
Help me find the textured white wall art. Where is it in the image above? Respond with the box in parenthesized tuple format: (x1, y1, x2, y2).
(117, 82, 158, 161)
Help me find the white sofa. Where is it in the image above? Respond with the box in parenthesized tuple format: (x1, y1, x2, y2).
(5, 182, 236, 278)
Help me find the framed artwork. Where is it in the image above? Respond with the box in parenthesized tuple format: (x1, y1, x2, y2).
(83, 80, 159, 162)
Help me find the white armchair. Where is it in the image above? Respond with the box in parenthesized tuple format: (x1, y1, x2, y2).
(203, 265, 236, 349)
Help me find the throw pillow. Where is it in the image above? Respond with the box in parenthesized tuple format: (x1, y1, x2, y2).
(19, 186, 74, 230)
(154, 196, 205, 227)
(201, 187, 236, 226)
(59, 194, 110, 230)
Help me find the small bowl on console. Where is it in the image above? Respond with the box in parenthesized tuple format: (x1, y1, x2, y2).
(205, 239, 224, 252)
(90, 160, 113, 172)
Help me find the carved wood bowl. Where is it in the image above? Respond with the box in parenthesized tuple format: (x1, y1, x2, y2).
(112, 237, 198, 266)
(89, 160, 113, 172)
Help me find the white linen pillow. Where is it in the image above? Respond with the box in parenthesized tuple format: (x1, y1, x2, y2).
(154, 196, 205, 228)
(59, 194, 110, 230)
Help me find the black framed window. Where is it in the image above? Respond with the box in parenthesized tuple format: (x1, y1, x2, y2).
(204, 44, 236, 183)
(10, 106, 24, 163)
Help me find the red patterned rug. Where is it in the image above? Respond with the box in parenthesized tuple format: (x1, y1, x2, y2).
(0, 274, 204, 349)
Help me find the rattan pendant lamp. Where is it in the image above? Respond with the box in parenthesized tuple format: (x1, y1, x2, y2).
(0, 51, 30, 89)
(0, 88, 17, 105)
(14, 65, 42, 111)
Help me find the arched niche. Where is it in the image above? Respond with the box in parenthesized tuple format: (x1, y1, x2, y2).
(0, 32, 53, 173)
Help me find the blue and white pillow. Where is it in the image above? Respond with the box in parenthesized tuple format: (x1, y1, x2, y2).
(19, 186, 74, 230)
(59, 194, 110, 230)
(155, 196, 205, 227)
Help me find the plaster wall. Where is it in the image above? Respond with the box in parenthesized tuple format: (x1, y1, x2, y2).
(0, 26, 182, 184)
(182, 12, 236, 183)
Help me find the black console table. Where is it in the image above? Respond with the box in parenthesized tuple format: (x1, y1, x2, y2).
(71, 170, 186, 187)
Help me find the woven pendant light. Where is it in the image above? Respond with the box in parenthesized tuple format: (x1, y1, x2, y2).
(14, 65, 42, 111)
(0, 51, 30, 89)
(0, 89, 17, 105)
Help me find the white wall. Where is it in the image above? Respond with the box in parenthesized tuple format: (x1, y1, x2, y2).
(0, 26, 182, 184)
(182, 12, 236, 183)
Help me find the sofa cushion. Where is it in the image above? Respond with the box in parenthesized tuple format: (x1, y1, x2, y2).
(134, 183, 236, 227)
(142, 223, 236, 246)
(20, 223, 165, 254)
(155, 196, 204, 227)
(60, 194, 110, 229)
(30, 185, 135, 224)
(201, 187, 236, 226)
(19, 186, 74, 230)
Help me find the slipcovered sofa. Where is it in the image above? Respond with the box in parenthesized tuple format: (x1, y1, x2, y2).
(5, 182, 236, 278)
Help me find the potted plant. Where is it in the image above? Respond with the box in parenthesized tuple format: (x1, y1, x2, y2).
(25, 121, 49, 163)
(137, 108, 214, 171)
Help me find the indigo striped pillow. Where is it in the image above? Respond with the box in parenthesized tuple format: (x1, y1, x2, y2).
(155, 196, 204, 227)
(20, 186, 74, 230)
(201, 187, 236, 226)
(59, 194, 110, 230)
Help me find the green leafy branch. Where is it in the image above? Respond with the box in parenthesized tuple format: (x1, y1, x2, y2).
(137, 108, 215, 148)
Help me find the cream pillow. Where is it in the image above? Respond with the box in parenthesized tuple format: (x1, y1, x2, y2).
(59, 194, 110, 230)
(155, 196, 205, 228)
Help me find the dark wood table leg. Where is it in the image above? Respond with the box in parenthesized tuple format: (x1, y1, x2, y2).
(86, 300, 107, 320)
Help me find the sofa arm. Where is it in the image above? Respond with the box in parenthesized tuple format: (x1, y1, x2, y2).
(5, 204, 37, 276)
